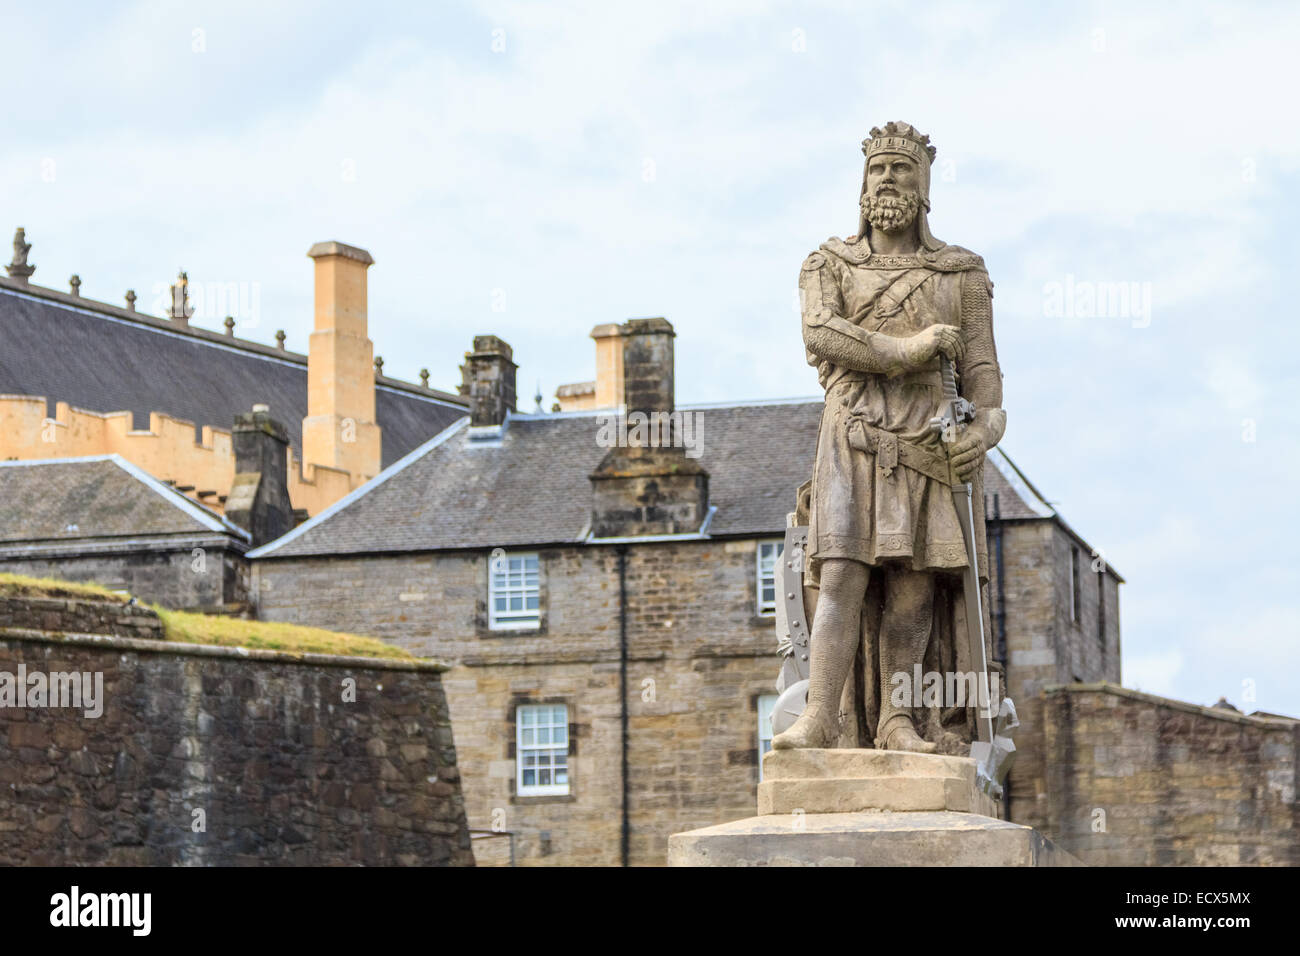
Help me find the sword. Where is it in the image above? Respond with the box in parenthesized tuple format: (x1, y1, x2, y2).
(929, 353, 1017, 797)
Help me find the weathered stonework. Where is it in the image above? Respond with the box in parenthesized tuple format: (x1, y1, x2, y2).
(0, 594, 165, 640)
(458, 335, 517, 427)
(0, 599, 474, 866)
(0, 542, 249, 611)
(1031, 684, 1298, 866)
(985, 519, 1122, 823)
(254, 539, 781, 865)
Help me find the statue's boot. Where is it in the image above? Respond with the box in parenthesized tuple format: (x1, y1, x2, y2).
(877, 715, 938, 753)
(771, 703, 838, 750)
(774, 558, 868, 751)
(873, 569, 938, 753)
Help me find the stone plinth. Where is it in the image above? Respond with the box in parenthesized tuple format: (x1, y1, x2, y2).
(668, 810, 1077, 867)
(668, 748, 1079, 867)
(758, 748, 1000, 817)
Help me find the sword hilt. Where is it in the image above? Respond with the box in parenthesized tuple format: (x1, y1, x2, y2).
(929, 355, 977, 441)
(939, 353, 959, 402)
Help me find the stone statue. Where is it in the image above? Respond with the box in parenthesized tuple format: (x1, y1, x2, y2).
(6, 227, 35, 282)
(169, 270, 194, 322)
(772, 122, 1007, 757)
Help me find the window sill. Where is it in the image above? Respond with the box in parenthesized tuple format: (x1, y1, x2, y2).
(511, 792, 577, 805)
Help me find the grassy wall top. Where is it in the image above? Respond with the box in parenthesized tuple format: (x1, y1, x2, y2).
(0, 573, 413, 661)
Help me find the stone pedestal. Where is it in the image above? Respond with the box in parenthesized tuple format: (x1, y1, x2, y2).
(668, 749, 1079, 867)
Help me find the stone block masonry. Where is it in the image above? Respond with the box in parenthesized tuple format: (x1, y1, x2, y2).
(0, 608, 474, 865)
(1036, 683, 1298, 866)
(0, 594, 165, 641)
(254, 540, 791, 865)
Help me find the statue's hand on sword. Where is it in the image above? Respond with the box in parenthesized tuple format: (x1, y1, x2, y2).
(901, 323, 965, 369)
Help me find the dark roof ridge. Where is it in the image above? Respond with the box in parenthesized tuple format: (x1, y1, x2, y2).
(0, 279, 465, 407)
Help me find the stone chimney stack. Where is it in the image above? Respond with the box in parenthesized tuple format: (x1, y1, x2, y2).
(226, 404, 295, 547)
(458, 335, 517, 427)
(302, 241, 382, 484)
(591, 323, 625, 410)
(589, 318, 709, 537)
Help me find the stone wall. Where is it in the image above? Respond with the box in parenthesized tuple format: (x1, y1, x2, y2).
(0, 540, 249, 610)
(1034, 684, 1298, 865)
(0, 607, 474, 866)
(0, 593, 164, 640)
(986, 518, 1121, 826)
(254, 538, 783, 865)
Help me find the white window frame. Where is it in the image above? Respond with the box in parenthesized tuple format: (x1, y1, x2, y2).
(489, 550, 540, 630)
(756, 540, 784, 616)
(516, 704, 570, 796)
(757, 694, 777, 781)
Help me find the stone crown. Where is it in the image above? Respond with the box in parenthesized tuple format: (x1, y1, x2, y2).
(862, 122, 936, 165)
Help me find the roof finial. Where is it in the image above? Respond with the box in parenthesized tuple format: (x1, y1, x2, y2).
(374, 355, 384, 375)
(68, 274, 81, 297)
(125, 289, 137, 311)
(223, 315, 235, 336)
(274, 329, 286, 350)
(534, 380, 543, 413)
(168, 270, 194, 326)
(419, 368, 430, 388)
(6, 227, 35, 284)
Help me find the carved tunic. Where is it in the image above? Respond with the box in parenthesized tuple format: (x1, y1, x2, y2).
(799, 237, 1003, 578)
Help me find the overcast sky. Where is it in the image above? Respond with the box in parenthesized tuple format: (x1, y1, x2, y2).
(4, 1, 1298, 716)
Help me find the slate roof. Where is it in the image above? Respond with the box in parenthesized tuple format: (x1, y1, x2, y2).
(983, 447, 1056, 520)
(0, 281, 467, 469)
(0, 456, 249, 546)
(251, 399, 1060, 560)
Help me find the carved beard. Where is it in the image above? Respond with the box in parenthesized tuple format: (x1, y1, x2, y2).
(861, 191, 920, 233)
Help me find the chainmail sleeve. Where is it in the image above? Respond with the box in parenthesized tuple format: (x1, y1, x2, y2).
(957, 268, 1006, 447)
(800, 251, 910, 376)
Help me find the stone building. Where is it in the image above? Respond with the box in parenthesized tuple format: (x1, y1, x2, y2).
(0, 455, 251, 608)
(0, 232, 467, 519)
(0, 402, 309, 610)
(244, 318, 1213, 866)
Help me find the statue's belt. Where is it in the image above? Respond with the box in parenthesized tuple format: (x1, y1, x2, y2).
(845, 415, 951, 486)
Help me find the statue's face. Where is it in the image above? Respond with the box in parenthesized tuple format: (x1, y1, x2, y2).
(866, 153, 919, 200)
(861, 152, 922, 234)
